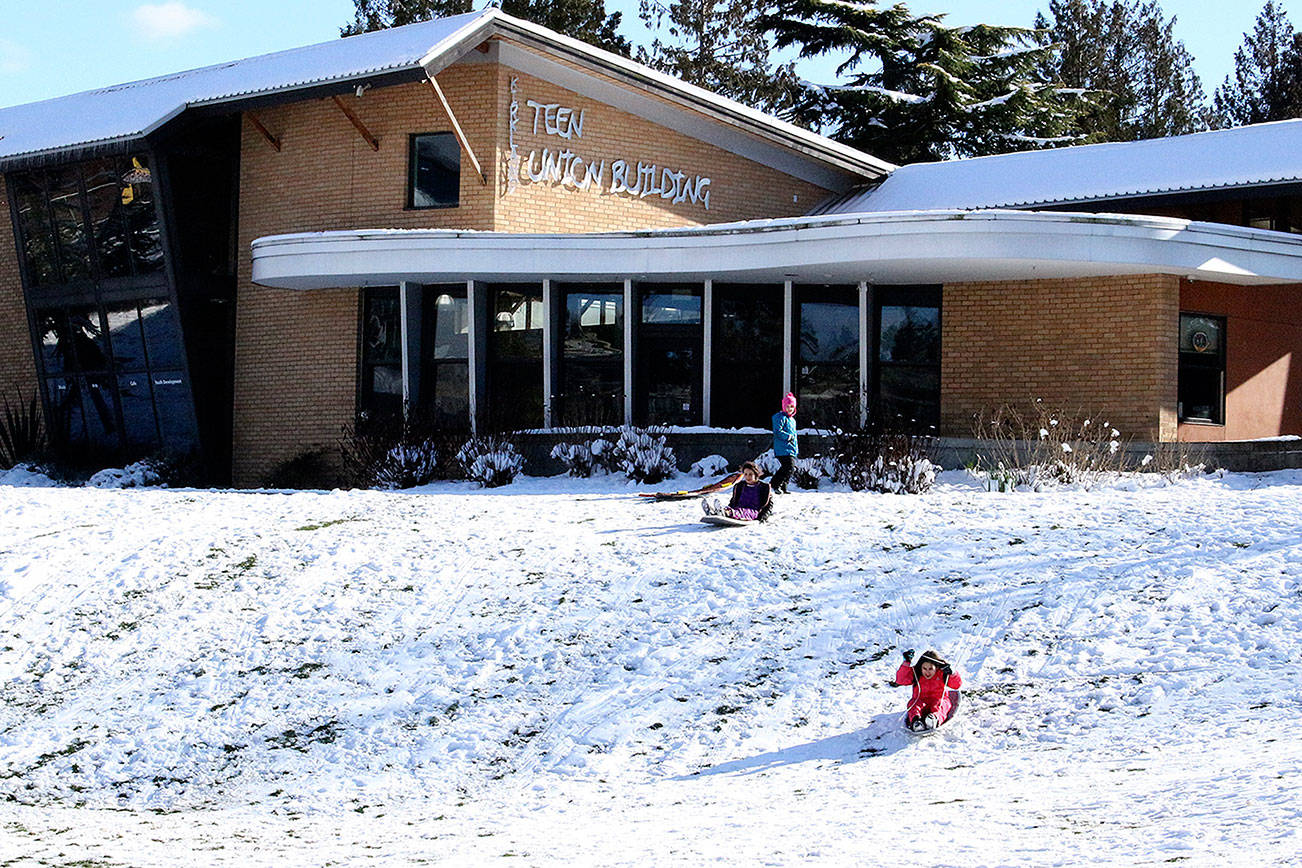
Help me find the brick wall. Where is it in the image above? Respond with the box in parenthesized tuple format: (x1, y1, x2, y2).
(1178, 280, 1302, 440)
(234, 53, 840, 485)
(0, 177, 39, 403)
(233, 64, 504, 486)
(940, 275, 1179, 441)
(494, 64, 832, 232)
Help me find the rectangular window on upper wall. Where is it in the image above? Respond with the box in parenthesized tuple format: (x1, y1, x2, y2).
(83, 158, 134, 279)
(11, 172, 59, 287)
(408, 133, 460, 209)
(46, 165, 92, 284)
(1178, 312, 1225, 424)
(122, 156, 164, 274)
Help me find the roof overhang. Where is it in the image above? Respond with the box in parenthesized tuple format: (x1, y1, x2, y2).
(251, 210, 1302, 289)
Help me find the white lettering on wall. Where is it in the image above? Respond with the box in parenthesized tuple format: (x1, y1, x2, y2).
(506, 85, 713, 210)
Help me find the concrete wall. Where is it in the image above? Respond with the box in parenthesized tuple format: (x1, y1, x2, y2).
(1178, 279, 1302, 440)
(0, 177, 40, 405)
(940, 275, 1180, 441)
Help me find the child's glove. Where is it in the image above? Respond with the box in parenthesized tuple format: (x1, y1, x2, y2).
(941, 664, 952, 677)
(902, 649, 914, 662)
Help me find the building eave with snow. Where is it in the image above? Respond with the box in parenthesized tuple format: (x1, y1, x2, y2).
(1, 10, 1301, 484)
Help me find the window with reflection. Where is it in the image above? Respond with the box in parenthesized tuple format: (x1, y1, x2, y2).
(558, 283, 623, 427)
(712, 284, 783, 428)
(8, 154, 164, 289)
(84, 158, 133, 279)
(12, 173, 58, 286)
(359, 287, 403, 417)
(796, 285, 859, 429)
(408, 132, 460, 209)
(1178, 312, 1225, 424)
(637, 284, 702, 426)
(489, 284, 544, 430)
(419, 286, 470, 428)
(875, 286, 941, 431)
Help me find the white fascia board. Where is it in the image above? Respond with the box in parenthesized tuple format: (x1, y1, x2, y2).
(250, 210, 1302, 290)
(423, 9, 891, 183)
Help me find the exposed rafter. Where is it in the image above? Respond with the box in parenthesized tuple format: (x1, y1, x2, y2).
(425, 74, 486, 185)
(246, 112, 281, 153)
(331, 95, 380, 152)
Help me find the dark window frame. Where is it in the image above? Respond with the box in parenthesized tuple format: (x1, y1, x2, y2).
(873, 285, 942, 433)
(556, 282, 625, 428)
(357, 286, 404, 418)
(406, 132, 461, 210)
(1177, 311, 1226, 425)
(794, 284, 860, 430)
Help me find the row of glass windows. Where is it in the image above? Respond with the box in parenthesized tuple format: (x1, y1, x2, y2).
(359, 284, 942, 432)
(10, 155, 165, 289)
(36, 301, 197, 454)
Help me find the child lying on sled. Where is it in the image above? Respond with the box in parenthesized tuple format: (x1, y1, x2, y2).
(890, 648, 962, 732)
(702, 461, 773, 522)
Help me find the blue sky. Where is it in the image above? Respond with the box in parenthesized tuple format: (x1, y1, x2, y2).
(0, 1, 1273, 110)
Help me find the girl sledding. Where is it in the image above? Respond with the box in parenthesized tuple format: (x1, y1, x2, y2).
(889, 648, 962, 733)
(701, 461, 773, 525)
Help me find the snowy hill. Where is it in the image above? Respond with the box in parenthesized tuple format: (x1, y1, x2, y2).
(1, 471, 1300, 865)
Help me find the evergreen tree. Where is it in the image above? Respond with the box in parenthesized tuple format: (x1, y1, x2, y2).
(342, 0, 631, 56)
(1212, 1, 1302, 128)
(765, 0, 1090, 164)
(637, 1, 796, 114)
(1036, 0, 1208, 141)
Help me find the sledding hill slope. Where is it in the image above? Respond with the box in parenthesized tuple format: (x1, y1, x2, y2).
(1, 472, 1301, 865)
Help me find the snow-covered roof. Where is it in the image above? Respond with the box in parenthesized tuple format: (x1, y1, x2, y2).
(827, 119, 1302, 213)
(0, 12, 490, 165)
(0, 10, 890, 182)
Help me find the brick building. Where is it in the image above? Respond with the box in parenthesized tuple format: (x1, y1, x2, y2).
(2, 9, 1301, 485)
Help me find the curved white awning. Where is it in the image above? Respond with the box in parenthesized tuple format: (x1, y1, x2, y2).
(251, 210, 1302, 289)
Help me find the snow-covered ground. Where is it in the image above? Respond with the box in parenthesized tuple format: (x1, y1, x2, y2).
(1, 470, 1299, 866)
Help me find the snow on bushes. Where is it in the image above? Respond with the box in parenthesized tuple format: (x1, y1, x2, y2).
(87, 459, 163, 489)
(612, 427, 677, 484)
(550, 441, 601, 478)
(752, 449, 781, 476)
(690, 454, 729, 478)
(371, 440, 441, 490)
(792, 456, 836, 490)
(832, 428, 939, 495)
(457, 437, 525, 487)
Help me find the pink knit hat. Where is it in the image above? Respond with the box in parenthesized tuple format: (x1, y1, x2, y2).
(782, 392, 797, 412)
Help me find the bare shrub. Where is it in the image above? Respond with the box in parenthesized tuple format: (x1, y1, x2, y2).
(832, 423, 938, 494)
(339, 411, 466, 489)
(970, 402, 1132, 491)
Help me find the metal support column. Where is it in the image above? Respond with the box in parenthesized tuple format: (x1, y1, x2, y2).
(701, 280, 713, 427)
(783, 280, 795, 397)
(623, 279, 636, 425)
(859, 281, 872, 428)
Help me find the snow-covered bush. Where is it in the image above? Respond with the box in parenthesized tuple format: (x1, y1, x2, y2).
(611, 426, 676, 484)
(457, 436, 525, 487)
(551, 441, 601, 478)
(0, 463, 57, 487)
(88, 459, 163, 489)
(832, 426, 939, 495)
(752, 449, 781, 476)
(372, 439, 440, 490)
(792, 456, 836, 490)
(690, 454, 730, 478)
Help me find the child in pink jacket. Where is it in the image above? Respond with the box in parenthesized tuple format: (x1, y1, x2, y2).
(891, 648, 962, 732)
